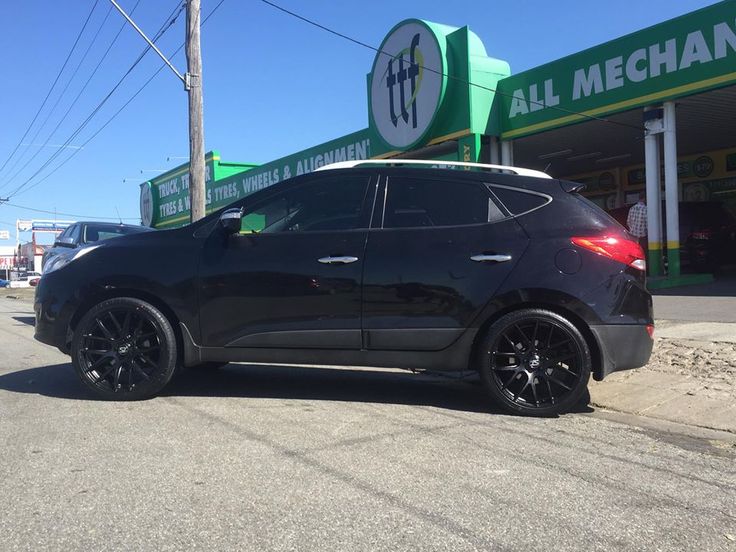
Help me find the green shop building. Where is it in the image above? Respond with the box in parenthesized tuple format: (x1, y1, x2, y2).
(140, 1, 736, 287)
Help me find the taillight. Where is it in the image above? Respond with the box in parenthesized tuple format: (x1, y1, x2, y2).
(572, 235, 646, 271)
(646, 324, 655, 339)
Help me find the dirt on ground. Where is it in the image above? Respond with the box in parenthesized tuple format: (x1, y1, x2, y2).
(625, 337, 736, 401)
(0, 288, 36, 301)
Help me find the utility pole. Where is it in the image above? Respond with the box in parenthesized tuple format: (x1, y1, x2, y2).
(186, 0, 206, 222)
(109, 0, 206, 224)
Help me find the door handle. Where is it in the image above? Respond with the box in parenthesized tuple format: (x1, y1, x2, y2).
(318, 256, 359, 265)
(470, 254, 512, 263)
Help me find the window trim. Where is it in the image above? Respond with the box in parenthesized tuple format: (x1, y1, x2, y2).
(367, 178, 385, 230)
(487, 183, 553, 218)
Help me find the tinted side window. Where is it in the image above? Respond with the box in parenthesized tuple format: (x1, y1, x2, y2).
(383, 177, 502, 229)
(491, 186, 549, 215)
(241, 176, 369, 234)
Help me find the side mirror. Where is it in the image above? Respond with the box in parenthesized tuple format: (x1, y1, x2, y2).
(219, 208, 243, 235)
(54, 237, 76, 248)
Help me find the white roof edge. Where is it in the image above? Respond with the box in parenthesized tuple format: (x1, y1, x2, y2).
(315, 159, 552, 179)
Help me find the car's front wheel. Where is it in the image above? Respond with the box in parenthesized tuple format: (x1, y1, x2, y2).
(478, 309, 591, 416)
(71, 297, 178, 400)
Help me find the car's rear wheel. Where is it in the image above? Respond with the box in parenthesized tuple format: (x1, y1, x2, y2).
(71, 297, 178, 400)
(478, 309, 591, 416)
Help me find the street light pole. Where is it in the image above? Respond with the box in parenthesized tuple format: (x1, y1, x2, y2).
(186, 0, 206, 223)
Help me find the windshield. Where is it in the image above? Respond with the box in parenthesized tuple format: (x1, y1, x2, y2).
(82, 225, 150, 244)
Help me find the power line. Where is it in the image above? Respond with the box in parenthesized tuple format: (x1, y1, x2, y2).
(0, 0, 101, 178)
(0, 0, 145, 195)
(0, 3, 116, 191)
(14, 0, 228, 198)
(257, 0, 644, 133)
(4, 202, 138, 221)
(5, 0, 186, 199)
(0, 0, 145, 197)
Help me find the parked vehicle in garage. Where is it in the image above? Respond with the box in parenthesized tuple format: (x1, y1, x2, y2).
(41, 221, 152, 271)
(681, 202, 736, 270)
(34, 161, 653, 416)
(609, 201, 736, 271)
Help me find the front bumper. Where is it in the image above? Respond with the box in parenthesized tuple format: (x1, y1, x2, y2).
(589, 324, 653, 381)
(34, 277, 76, 353)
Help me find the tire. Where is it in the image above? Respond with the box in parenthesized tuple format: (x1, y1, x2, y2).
(71, 297, 178, 400)
(185, 362, 229, 371)
(478, 309, 591, 416)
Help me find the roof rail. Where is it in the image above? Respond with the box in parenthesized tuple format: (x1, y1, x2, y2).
(315, 159, 552, 179)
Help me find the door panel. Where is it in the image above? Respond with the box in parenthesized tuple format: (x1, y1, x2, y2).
(361, 176, 529, 351)
(199, 231, 367, 348)
(198, 175, 372, 349)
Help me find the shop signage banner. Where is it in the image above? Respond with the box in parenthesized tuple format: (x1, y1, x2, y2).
(498, 0, 736, 138)
(31, 221, 72, 233)
(144, 161, 214, 225)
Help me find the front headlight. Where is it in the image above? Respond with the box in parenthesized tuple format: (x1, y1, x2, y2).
(44, 245, 102, 274)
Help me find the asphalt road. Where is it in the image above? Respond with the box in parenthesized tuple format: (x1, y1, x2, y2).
(1, 297, 735, 552)
(653, 268, 736, 323)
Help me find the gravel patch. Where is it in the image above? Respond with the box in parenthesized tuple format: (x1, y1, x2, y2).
(620, 337, 736, 401)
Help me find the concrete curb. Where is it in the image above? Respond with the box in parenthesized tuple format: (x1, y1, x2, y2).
(589, 371, 736, 434)
(590, 318, 736, 434)
(655, 320, 736, 343)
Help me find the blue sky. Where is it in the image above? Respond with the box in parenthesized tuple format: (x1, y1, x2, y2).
(0, 0, 717, 242)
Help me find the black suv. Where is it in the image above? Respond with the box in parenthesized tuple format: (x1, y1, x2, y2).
(42, 221, 151, 271)
(34, 163, 653, 415)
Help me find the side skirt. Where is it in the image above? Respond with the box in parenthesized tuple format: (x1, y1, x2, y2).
(180, 322, 478, 372)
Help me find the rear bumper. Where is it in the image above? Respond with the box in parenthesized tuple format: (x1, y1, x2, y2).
(589, 324, 653, 381)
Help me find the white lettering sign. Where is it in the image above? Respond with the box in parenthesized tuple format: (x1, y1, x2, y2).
(508, 17, 736, 120)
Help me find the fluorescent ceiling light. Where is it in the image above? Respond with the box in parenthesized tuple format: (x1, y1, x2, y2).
(538, 149, 573, 160)
(595, 153, 632, 163)
(566, 151, 602, 161)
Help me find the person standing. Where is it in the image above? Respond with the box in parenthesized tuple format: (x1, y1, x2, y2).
(627, 192, 648, 250)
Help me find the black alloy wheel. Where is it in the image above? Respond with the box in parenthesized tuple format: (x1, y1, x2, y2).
(479, 309, 591, 416)
(71, 297, 178, 400)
